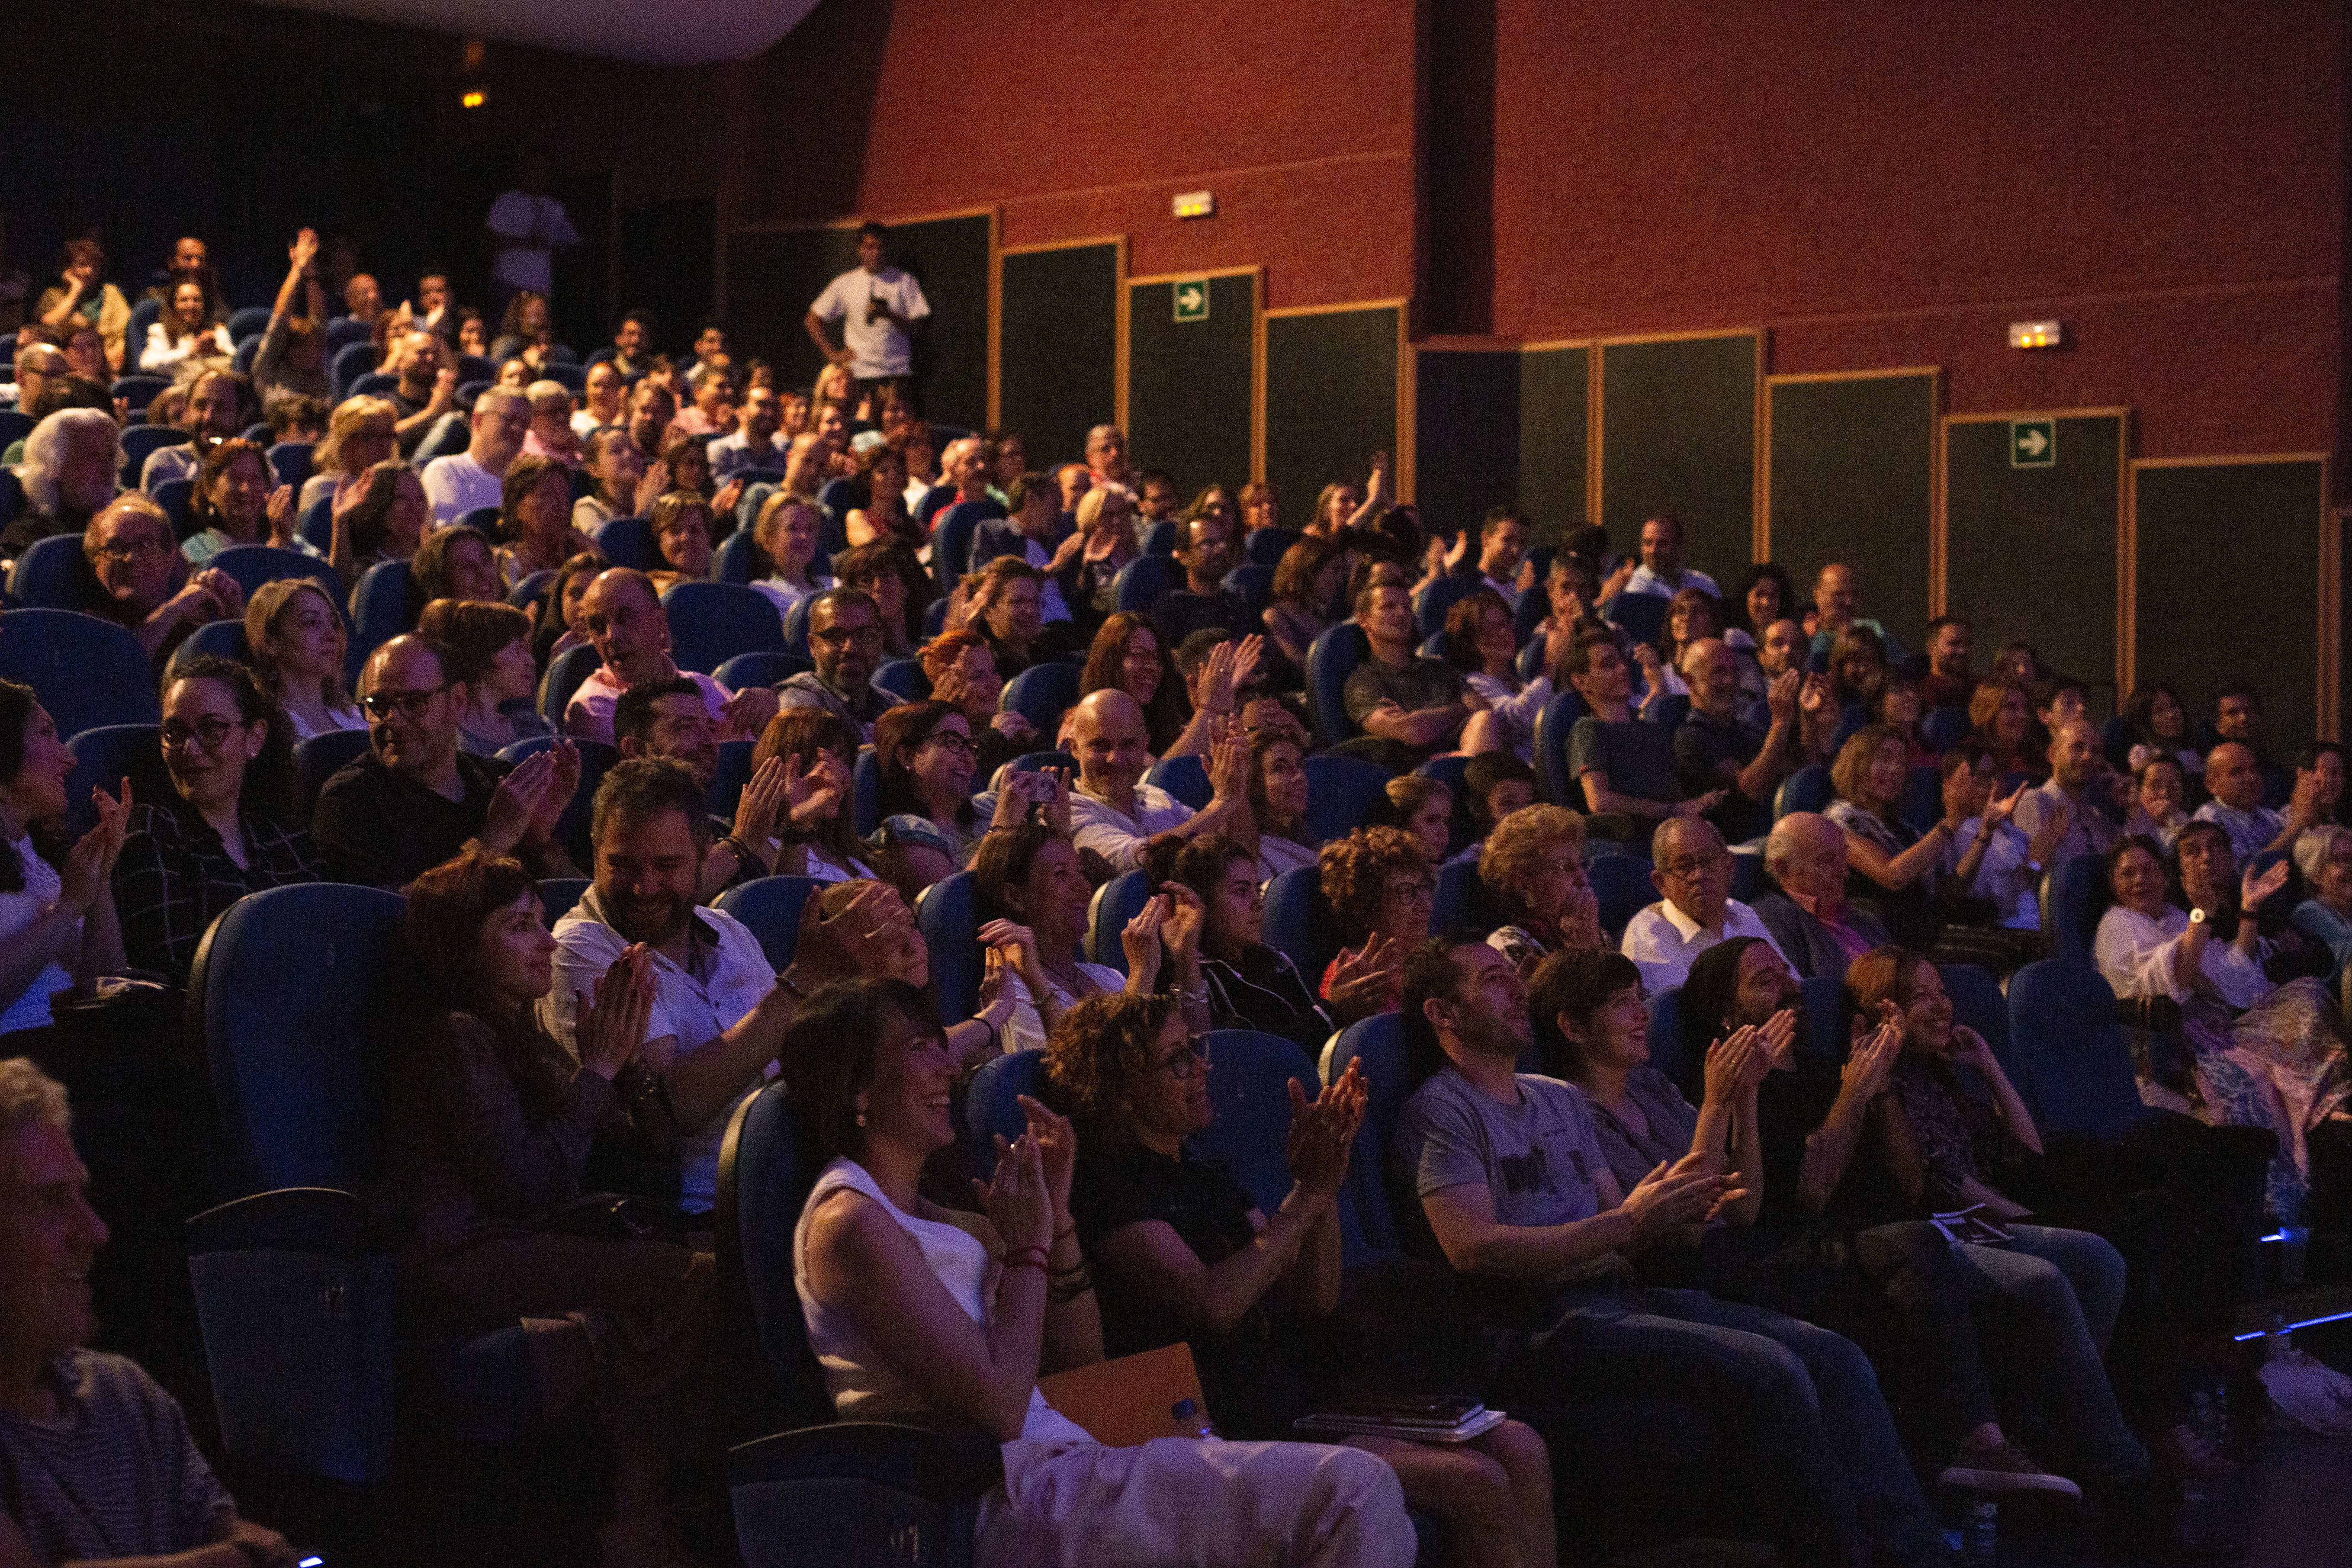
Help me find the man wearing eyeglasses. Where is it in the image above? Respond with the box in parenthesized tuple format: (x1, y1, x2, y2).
(80, 495, 244, 662)
(421, 386, 530, 529)
(776, 588, 890, 742)
(312, 635, 583, 888)
(1619, 817, 1786, 993)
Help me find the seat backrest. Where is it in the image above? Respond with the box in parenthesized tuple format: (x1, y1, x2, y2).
(112, 373, 171, 411)
(126, 297, 162, 355)
(851, 745, 882, 836)
(1322, 1013, 1413, 1267)
(297, 495, 335, 554)
(1599, 591, 1667, 646)
(962, 1049, 1051, 1181)
(2007, 958, 2146, 1140)
(266, 441, 315, 492)
(505, 569, 556, 616)
(1412, 574, 1479, 643)
(1142, 755, 1210, 811)
(870, 659, 930, 705)
(714, 1082, 842, 1423)
(1190, 1030, 1320, 1216)
(707, 739, 756, 821)
(2099, 714, 2136, 771)
(63, 724, 172, 837)
(1895, 765, 1944, 837)
(1645, 986, 1689, 1090)
(593, 515, 658, 571)
(348, 373, 398, 398)
(781, 592, 814, 656)
(1590, 853, 1657, 938)
(2040, 851, 2105, 966)
(1937, 961, 2017, 1083)
(227, 305, 273, 341)
(1084, 869, 1154, 971)
(206, 545, 344, 605)
(1300, 754, 1395, 850)
(1646, 693, 1690, 729)
(1513, 581, 1551, 647)
(1261, 866, 1342, 996)
(1303, 621, 1370, 746)
(151, 478, 196, 538)
(348, 560, 417, 680)
(540, 643, 605, 723)
(1921, 705, 1973, 753)
(325, 318, 375, 353)
(663, 581, 787, 675)
(413, 416, 472, 465)
(1773, 763, 1833, 821)
(1532, 688, 1593, 806)
(8, 535, 101, 610)
(293, 729, 373, 820)
(1141, 518, 1177, 556)
(192, 882, 409, 1193)
(713, 876, 824, 973)
(1221, 563, 1275, 616)
(0, 609, 162, 736)
(1796, 974, 1851, 1064)
(915, 871, 983, 1019)
(1243, 527, 1299, 567)
(712, 649, 812, 691)
(1110, 553, 1184, 615)
(1432, 857, 1497, 938)
(713, 527, 762, 585)
(999, 661, 1080, 736)
(330, 341, 376, 398)
(166, 618, 251, 679)
(121, 425, 190, 484)
(929, 499, 1000, 595)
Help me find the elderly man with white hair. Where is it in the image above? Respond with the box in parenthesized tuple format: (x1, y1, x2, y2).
(421, 386, 531, 528)
(1619, 816, 1786, 993)
(0, 407, 120, 558)
(1752, 811, 1890, 981)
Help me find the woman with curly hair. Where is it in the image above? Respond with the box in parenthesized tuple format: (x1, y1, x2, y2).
(1479, 804, 1602, 973)
(1316, 826, 1435, 1013)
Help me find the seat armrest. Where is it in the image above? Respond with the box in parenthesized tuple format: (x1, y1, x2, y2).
(729, 1420, 1005, 1505)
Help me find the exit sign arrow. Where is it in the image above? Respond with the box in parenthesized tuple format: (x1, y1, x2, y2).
(1173, 282, 1209, 322)
(2009, 418, 2055, 468)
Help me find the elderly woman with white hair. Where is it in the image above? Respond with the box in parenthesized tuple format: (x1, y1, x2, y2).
(2291, 824, 2352, 983)
(0, 408, 121, 560)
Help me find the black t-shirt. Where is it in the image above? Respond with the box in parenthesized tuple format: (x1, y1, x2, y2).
(1755, 1054, 1911, 1235)
(1675, 709, 1772, 844)
(311, 749, 509, 889)
(1072, 1134, 1306, 1438)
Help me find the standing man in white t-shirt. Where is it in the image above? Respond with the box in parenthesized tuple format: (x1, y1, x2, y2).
(484, 155, 582, 316)
(803, 222, 929, 408)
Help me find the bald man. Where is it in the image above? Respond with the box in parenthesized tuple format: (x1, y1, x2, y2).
(2192, 741, 2294, 862)
(1620, 817, 1786, 993)
(565, 568, 778, 744)
(1807, 563, 1906, 667)
(1752, 812, 1889, 980)
(1064, 689, 1250, 873)
(2012, 718, 2121, 867)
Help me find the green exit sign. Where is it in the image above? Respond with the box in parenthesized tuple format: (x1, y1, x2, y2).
(2009, 418, 2055, 468)
(1173, 280, 1209, 322)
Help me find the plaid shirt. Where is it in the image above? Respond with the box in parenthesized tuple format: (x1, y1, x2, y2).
(112, 800, 325, 981)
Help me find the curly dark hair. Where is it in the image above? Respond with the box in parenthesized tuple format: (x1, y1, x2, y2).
(1044, 991, 1177, 1125)
(1318, 826, 1433, 941)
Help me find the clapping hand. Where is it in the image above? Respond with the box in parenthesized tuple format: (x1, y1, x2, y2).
(1012, 1093, 1078, 1224)
(978, 918, 1044, 989)
(1324, 935, 1403, 1016)
(1623, 1150, 1732, 1238)
(58, 778, 133, 917)
(527, 739, 582, 846)
(1841, 1007, 1904, 1102)
(1766, 668, 1800, 725)
(974, 1131, 1055, 1256)
(783, 752, 843, 831)
(732, 757, 791, 848)
(1286, 1059, 1367, 1200)
(482, 749, 559, 854)
(2242, 857, 2291, 914)
(1121, 895, 1170, 992)
(1159, 881, 1205, 961)
(1206, 721, 1250, 803)
(576, 945, 653, 1080)
(1702, 1026, 1763, 1106)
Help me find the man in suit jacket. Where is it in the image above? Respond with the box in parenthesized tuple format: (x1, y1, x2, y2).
(1753, 811, 1889, 980)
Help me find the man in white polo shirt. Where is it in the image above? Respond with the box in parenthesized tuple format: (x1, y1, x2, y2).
(421, 386, 529, 528)
(1620, 816, 1785, 993)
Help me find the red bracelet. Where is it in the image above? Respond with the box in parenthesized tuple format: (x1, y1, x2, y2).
(1002, 1246, 1051, 1272)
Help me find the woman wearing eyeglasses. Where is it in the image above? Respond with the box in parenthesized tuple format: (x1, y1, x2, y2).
(873, 700, 989, 868)
(1315, 826, 1436, 1015)
(112, 657, 322, 983)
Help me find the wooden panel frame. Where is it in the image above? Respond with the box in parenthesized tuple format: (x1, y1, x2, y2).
(2129, 452, 2336, 738)
(990, 234, 1128, 434)
(1260, 297, 1414, 498)
(1127, 265, 1264, 487)
(1760, 366, 1944, 561)
(1591, 327, 1767, 563)
(1939, 406, 2131, 692)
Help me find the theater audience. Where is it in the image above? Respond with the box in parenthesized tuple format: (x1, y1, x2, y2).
(2129, 754, 2194, 848)
(1238, 728, 1319, 878)
(34, 238, 129, 372)
(1063, 691, 1251, 873)
(1563, 629, 1720, 836)
(645, 491, 713, 594)
(1391, 935, 1946, 1568)
(312, 636, 582, 888)
(1317, 826, 1434, 1012)
(384, 330, 460, 456)
(138, 369, 246, 492)
(1481, 804, 1603, 972)
(1077, 613, 1190, 756)
(0, 1058, 300, 1566)
(2195, 741, 2298, 862)
(179, 438, 274, 565)
(566, 569, 768, 746)
(0, 681, 129, 1033)
(112, 658, 320, 981)
(2124, 683, 2202, 778)
(1916, 616, 1976, 711)
(411, 521, 501, 606)
(961, 556, 1051, 679)
(299, 394, 398, 518)
(782, 977, 1413, 1565)
(1446, 588, 1548, 764)
(1754, 812, 1889, 980)
(1676, 637, 1799, 845)
(139, 279, 232, 373)
(2294, 824, 2352, 981)
(2095, 828, 2351, 1220)
(1970, 679, 2039, 780)
(1153, 505, 1255, 649)
(1161, 835, 1367, 1051)
(576, 428, 659, 533)
(1620, 817, 1785, 993)
(1622, 513, 1717, 601)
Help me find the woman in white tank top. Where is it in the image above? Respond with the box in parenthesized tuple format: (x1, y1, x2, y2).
(784, 977, 1414, 1568)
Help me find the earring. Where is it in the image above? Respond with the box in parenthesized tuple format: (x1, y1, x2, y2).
(855, 1110, 867, 1128)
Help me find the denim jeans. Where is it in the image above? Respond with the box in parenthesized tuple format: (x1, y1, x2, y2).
(1952, 1223, 2147, 1481)
(1505, 1281, 1940, 1568)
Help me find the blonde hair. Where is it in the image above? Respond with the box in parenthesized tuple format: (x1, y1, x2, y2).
(0, 1057, 70, 1142)
(1477, 804, 1586, 903)
(316, 395, 398, 475)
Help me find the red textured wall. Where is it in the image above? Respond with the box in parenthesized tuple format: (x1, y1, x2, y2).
(1490, 0, 2344, 460)
(729, 0, 1418, 308)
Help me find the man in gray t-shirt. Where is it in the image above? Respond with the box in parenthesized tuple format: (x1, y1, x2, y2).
(1384, 937, 1947, 1568)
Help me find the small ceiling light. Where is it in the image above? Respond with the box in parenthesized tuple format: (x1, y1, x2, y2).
(2008, 319, 2062, 350)
(461, 89, 488, 109)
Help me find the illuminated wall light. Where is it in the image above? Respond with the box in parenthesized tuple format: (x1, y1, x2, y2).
(2007, 319, 2063, 350)
(1172, 190, 1215, 220)
(461, 89, 488, 109)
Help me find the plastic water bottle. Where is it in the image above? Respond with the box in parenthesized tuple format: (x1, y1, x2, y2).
(1171, 1398, 1216, 1440)
(1960, 1499, 1997, 1568)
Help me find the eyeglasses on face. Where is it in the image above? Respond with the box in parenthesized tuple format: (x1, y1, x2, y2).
(91, 535, 173, 562)
(1659, 854, 1730, 879)
(160, 715, 244, 752)
(811, 622, 884, 647)
(1158, 1039, 1211, 1079)
(921, 729, 976, 756)
(359, 686, 449, 720)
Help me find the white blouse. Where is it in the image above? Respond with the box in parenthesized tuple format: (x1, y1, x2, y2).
(2094, 903, 2272, 1011)
(0, 834, 75, 1034)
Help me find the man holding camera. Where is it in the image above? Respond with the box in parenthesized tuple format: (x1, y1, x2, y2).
(803, 222, 929, 408)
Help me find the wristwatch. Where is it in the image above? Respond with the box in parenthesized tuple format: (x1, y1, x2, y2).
(2188, 907, 2208, 925)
